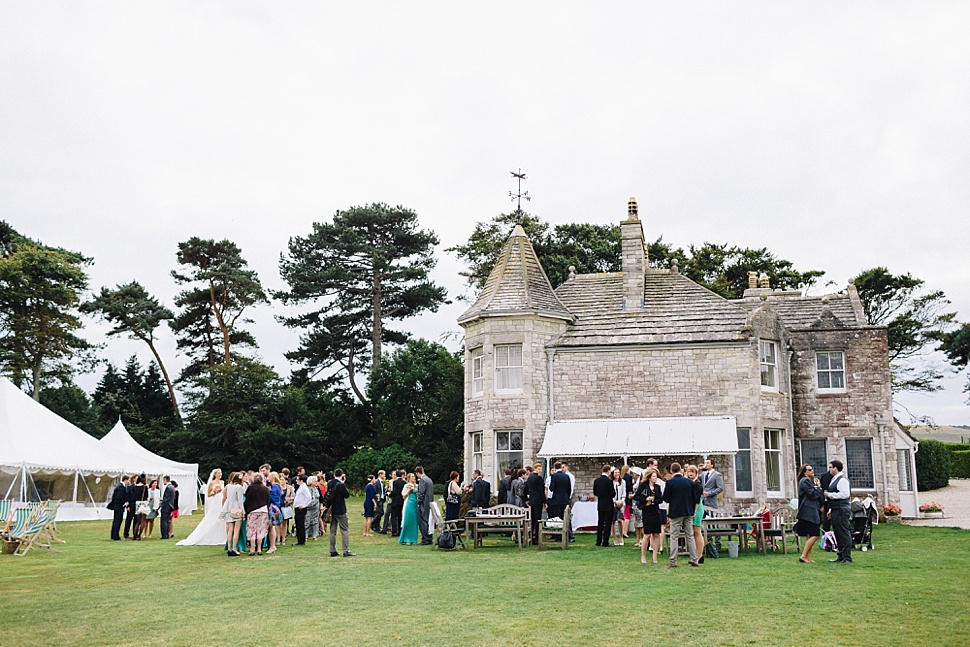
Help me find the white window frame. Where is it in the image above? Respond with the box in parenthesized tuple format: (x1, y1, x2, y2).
(765, 428, 783, 496)
(471, 432, 484, 474)
(470, 347, 484, 397)
(494, 430, 524, 486)
(845, 438, 875, 489)
(816, 350, 846, 393)
(760, 340, 778, 391)
(494, 344, 523, 393)
(734, 428, 753, 496)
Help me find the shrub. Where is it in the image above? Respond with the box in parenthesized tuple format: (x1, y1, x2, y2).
(340, 444, 418, 488)
(950, 450, 970, 479)
(915, 439, 950, 490)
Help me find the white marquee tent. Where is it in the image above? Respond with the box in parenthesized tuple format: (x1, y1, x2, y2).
(0, 378, 197, 520)
(100, 420, 199, 516)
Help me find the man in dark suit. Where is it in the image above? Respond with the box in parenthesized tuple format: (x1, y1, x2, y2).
(326, 469, 355, 557)
(109, 475, 130, 541)
(592, 464, 614, 547)
(373, 469, 387, 533)
(388, 470, 405, 537)
(469, 470, 491, 509)
(662, 462, 701, 567)
(159, 475, 175, 539)
(122, 475, 136, 539)
(546, 461, 573, 541)
(525, 462, 546, 545)
(415, 466, 434, 546)
(497, 469, 512, 505)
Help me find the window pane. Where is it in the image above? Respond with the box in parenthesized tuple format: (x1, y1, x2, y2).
(817, 353, 830, 370)
(765, 451, 780, 492)
(737, 428, 751, 450)
(473, 433, 482, 453)
(818, 372, 831, 389)
(830, 371, 844, 389)
(735, 452, 752, 492)
(799, 439, 827, 473)
(510, 431, 523, 451)
(496, 432, 509, 451)
(845, 439, 874, 488)
(829, 353, 843, 370)
(508, 344, 522, 366)
(897, 449, 913, 491)
(735, 428, 752, 491)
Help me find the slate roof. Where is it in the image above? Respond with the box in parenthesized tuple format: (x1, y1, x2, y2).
(733, 293, 862, 329)
(457, 225, 574, 324)
(549, 269, 751, 347)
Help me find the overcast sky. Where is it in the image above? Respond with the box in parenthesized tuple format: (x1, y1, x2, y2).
(2, 2, 968, 424)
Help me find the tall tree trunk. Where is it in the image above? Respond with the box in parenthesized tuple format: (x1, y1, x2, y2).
(145, 338, 181, 419)
(372, 271, 382, 369)
(209, 281, 232, 366)
(346, 345, 367, 404)
(32, 362, 41, 401)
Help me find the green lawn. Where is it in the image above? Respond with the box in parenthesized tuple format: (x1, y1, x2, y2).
(1, 502, 968, 646)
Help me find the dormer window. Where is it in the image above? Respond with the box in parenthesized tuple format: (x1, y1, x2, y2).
(760, 340, 778, 390)
(494, 344, 523, 392)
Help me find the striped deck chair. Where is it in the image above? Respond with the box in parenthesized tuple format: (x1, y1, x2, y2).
(14, 504, 60, 556)
(0, 500, 11, 534)
(3, 507, 31, 541)
(42, 500, 65, 544)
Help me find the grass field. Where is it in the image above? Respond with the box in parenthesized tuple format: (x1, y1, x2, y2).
(2, 501, 969, 647)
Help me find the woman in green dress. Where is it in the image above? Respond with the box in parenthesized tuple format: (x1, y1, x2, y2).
(398, 473, 420, 545)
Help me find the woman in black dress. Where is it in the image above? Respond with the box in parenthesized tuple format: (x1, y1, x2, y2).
(444, 471, 462, 521)
(637, 468, 663, 564)
(795, 464, 824, 563)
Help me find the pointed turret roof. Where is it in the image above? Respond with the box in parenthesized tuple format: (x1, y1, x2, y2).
(458, 224, 574, 324)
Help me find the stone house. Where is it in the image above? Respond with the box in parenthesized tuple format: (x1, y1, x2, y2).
(458, 198, 919, 514)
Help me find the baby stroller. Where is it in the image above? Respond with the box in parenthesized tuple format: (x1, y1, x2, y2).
(851, 497, 877, 552)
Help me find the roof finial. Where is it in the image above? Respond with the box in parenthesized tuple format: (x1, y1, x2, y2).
(509, 169, 530, 220)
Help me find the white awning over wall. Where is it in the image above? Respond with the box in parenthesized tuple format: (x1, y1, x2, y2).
(538, 416, 739, 458)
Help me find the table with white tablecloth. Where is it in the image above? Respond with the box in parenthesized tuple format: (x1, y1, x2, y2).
(570, 501, 599, 532)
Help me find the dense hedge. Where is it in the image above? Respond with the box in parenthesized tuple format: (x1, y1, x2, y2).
(916, 439, 951, 490)
(950, 450, 970, 479)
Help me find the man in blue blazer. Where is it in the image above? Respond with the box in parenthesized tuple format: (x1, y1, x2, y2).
(662, 462, 701, 567)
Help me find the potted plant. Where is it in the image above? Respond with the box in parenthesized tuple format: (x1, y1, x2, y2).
(882, 504, 902, 523)
(919, 502, 945, 518)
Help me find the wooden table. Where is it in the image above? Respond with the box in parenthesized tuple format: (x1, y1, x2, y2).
(464, 514, 527, 549)
(701, 515, 767, 555)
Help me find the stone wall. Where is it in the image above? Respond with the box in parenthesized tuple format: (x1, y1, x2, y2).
(790, 324, 898, 503)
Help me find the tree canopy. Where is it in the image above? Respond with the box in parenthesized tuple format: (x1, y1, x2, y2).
(83, 281, 180, 417)
(0, 222, 96, 399)
(448, 211, 824, 299)
(277, 203, 448, 403)
(171, 237, 268, 369)
(852, 266, 958, 393)
(367, 339, 464, 484)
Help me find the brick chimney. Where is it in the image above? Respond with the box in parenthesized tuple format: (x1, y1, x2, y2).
(621, 197, 645, 311)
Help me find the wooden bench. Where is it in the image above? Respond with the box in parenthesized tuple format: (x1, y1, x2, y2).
(469, 504, 529, 546)
(538, 506, 570, 550)
(761, 506, 799, 554)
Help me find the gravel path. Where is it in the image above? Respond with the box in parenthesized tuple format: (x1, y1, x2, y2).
(906, 478, 970, 529)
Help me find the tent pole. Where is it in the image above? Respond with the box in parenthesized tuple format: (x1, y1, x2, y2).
(21, 464, 27, 502)
(4, 465, 19, 500)
(72, 470, 79, 505)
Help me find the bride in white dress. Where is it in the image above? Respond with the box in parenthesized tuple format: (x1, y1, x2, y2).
(177, 469, 227, 546)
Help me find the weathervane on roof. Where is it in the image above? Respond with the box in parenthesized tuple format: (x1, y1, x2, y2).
(509, 168, 530, 218)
